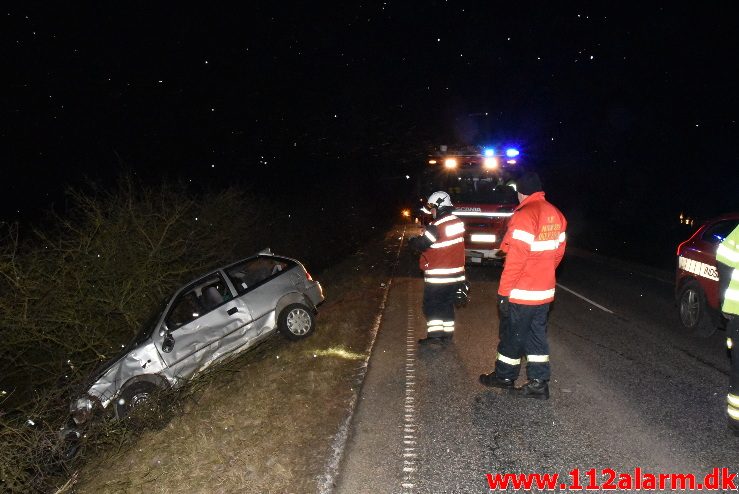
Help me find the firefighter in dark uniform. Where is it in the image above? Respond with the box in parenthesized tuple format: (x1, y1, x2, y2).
(716, 223, 739, 435)
(479, 172, 567, 399)
(409, 191, 466, 343)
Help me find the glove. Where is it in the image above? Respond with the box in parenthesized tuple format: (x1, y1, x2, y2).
(408, 236, 422, 253)
(497, 295, 509, 318)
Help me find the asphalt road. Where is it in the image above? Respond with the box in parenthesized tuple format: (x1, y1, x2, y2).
(334, 237, 738, 493)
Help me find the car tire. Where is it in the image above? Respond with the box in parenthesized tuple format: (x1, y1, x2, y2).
(115, 381, 160, 419)
(678, 280, 716, 337)
(60, 431, 82, 460)
(278, 303, 315, 340)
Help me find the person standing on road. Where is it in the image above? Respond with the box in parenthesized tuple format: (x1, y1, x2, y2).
(479, 172, 567, 399)
(716, 223, 739, 436)
(408, 191, 466, 343)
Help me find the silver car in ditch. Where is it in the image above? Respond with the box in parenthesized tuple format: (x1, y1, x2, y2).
(67, 249, 323, 429)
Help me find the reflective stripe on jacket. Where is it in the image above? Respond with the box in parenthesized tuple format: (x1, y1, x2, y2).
(419, 214, 466, 284)
(717, 224, 739, 316)
(498, 192, 567, 305)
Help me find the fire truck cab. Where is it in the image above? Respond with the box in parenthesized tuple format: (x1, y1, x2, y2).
(416, 145, 521, 265)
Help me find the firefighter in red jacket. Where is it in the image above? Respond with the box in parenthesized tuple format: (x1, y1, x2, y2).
(479, 172, 567, 399)
(409, 191, 466, 343)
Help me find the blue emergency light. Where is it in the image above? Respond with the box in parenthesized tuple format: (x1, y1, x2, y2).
(505, 148, 520, 157)
(483, 148, 495, 157)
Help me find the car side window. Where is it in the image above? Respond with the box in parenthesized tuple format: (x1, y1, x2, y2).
(165, 273, 232, 329)
(701, 220, 739, 245)
(166, 291, 202, 329)
(226, 257, 292, 295)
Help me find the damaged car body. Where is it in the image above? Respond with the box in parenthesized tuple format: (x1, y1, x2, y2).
(64, 249, 323, 440)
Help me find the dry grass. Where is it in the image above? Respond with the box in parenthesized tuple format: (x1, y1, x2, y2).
(62, 229, 400, 493)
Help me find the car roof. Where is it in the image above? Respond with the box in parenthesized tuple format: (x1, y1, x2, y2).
(173, 249, 298, 295)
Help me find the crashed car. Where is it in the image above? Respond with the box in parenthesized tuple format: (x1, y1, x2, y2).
(64, 248, 323, 437)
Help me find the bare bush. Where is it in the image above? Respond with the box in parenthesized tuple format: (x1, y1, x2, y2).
(0, 176, 270, 387)
(0, 175, 274, 492)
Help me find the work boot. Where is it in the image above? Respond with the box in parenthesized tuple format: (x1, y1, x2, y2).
(515, 379, 549, 400)
(479, 372, 514, 389)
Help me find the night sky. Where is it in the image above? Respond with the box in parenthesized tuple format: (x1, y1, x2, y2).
(4, 3, 739, 233)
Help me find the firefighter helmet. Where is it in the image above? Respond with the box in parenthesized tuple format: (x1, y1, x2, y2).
(426, 191, 453, 210)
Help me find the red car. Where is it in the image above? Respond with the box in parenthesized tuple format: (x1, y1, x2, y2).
(676, 213, 739, 336)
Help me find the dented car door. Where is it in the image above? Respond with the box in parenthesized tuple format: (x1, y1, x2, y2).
(155, 271, 254, 382)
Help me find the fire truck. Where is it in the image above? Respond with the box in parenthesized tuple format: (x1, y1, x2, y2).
(415, 145, 522, 265)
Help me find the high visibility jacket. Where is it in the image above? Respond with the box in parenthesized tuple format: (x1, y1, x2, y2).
(418, 214, 466, 284)
(717, 224, 739, 316)
(498, 192, 567, 305)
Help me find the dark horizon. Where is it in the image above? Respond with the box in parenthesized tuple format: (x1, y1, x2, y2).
(4, 3, 739, 229)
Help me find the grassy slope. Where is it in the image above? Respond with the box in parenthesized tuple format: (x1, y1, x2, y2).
(62, 227, 405, 493)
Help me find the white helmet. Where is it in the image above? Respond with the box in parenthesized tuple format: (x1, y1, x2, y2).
(422, 191, 453, 213)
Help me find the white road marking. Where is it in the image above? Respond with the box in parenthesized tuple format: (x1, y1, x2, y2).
(401, 303, 418, 492)
(556, 283, 614, 314)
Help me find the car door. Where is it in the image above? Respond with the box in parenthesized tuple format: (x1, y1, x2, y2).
(155, 271, 254, 381)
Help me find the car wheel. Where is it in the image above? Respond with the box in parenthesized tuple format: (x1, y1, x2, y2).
(278, 303, 315, 340)
(115, 381, 159, 419)
(60, 432, 82, 460)
(678, 280, 716, 337)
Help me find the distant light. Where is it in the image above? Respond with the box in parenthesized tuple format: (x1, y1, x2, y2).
(506, 148, 520, 157)
(484, 148, 495, 157)
(444, 158, 458, 169)
(483, 157, 499, 169)
(401, 209, 411, 218)
(506, 159, 517, 165)
(428, 159, 437, 164)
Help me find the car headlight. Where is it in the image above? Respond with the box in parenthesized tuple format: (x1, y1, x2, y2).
(70, 396, 94, 425)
